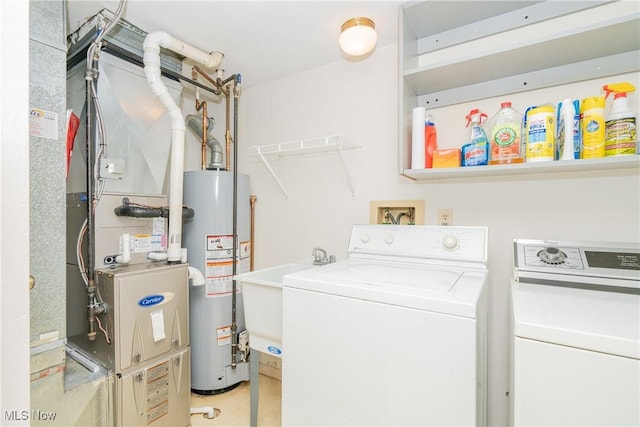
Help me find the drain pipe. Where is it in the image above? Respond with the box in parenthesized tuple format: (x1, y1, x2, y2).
(143, 32, 223, 263)
(191, 407, 217, 419)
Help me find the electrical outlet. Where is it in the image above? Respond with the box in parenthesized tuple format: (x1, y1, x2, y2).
(438, 209, 453, 226)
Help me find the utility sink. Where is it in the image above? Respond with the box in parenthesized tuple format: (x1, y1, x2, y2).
(234, 263, 315, 358)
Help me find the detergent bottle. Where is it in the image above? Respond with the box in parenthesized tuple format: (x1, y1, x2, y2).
(603, 82, 637, 156)
(461, 109, 489, 166)
(581, 96, 606, 158)
(488, 102, 524, 164)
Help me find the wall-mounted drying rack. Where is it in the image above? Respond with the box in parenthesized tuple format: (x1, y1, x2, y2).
(248, 135, 360, 199)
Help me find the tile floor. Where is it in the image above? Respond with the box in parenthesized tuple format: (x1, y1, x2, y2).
(190, 375, 281, 427)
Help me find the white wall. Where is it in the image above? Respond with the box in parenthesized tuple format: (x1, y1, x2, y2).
(0, 0, 30, 424)
(216, 42, 640, 426)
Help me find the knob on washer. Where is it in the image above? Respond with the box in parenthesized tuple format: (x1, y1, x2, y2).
(443, 235, 458, 250)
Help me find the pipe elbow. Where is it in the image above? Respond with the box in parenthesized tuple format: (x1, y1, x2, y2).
(116, 234, 131, 264)
(143, 31, 171, 51)
(188, 267, 206, 286)
(147, 251, 168, 261)
(204, 51, 224, 69)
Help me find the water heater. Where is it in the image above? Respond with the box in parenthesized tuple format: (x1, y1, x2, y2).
(183, 170, 251, 393)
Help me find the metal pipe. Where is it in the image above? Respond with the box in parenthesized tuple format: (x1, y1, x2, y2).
(85, 48, 98, 341)
(191, 68, 209, 171)
(249, 195, 257, 271)
(225, 90, 232, 171)
(230, 74, 240, 368)
(192, 65, 232, 170)
(201, 107, 207, 170)
(195, 99, 208, 170)
(191, 65, 223, 96)
(190, 65, 242, 366)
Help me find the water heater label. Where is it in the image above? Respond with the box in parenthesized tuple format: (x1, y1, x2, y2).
(206, 234, 235, 259)
(217, 326, 231, 347)
(204, 234, 251, 297)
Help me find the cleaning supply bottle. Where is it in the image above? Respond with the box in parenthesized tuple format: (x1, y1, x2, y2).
(557, 99, 580, 160)
(488, 102, 524, 164)
(603, 82, 636, 156)
(424, 112, 438, 168)
(411, 107, 426, 169)
(524, 104, 555, 162)
(581, 96, 606, 158)
(461, 109, 489, 166)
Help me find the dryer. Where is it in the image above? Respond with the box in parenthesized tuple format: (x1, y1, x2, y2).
(282, 225, 489, 426)
(510, 239, 640, 426)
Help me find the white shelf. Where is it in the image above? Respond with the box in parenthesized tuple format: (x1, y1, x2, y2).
(404, 2, 640, 103)
(249, 135, 360, 198)
(404, 156, 640, 181)
(398, 1, 640, 178)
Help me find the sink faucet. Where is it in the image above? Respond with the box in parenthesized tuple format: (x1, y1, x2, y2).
(312, 247, 335, 266)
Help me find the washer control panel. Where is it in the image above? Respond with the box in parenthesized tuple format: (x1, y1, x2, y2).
(514, 239, 640, 288)
(349, 225, 488, 265)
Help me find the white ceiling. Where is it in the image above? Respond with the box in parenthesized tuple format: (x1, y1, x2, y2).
(66, 0, 402, 88)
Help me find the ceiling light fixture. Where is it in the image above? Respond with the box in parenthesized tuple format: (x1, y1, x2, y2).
(339, 17, 377, 57)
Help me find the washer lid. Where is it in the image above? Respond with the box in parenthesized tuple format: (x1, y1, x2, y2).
(512, 281, 640, 359)
(283, 259, 487, 318)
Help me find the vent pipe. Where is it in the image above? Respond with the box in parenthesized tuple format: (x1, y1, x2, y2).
(142, 32, 223, 262)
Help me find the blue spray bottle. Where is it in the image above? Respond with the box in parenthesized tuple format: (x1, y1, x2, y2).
(462, 109, 490, 166)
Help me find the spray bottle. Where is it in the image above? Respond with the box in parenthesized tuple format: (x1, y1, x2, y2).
(462, 109, 489, 166)
(424, 112, 438, 168)
(603, 82, 636, 156)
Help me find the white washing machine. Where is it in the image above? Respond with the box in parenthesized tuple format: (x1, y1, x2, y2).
(282, 225, 489, 426)
(510, 239, 640, 427)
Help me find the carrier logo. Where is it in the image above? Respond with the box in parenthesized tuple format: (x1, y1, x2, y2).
(267, 346, 282, 355)
(138, 292, 174, 307)
(30, 109, 45, 118)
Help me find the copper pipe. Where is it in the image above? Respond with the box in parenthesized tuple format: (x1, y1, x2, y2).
(225, 90, 232, 171)
(193, 65, 234, 171)
(191, 68, 210, 170)
(249, 195, 257, 271)
(192, 65, 223, 95)
(194, 99, 208, 170)
(218, 72, 232, 171)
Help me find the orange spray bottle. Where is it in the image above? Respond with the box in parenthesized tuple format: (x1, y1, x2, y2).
(424, 112, 437, 168)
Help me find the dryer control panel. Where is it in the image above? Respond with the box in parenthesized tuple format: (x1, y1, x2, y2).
(513, 239, 640, 291)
